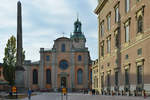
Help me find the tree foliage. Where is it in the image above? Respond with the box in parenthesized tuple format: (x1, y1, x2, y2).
(3, 36, 16, 86)
(3, 35, 25, 86)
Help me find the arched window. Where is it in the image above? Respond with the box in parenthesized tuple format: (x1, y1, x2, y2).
(61, 44, 66, 52)
(46, 69, 51, 84)
(33, 69, 38, 84)
(137, 16, 143, 33)
(77, 69, 83, 84)
(78, 55, 82, 61)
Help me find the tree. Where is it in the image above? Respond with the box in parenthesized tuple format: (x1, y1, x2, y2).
(3, 35, 25, 86)
(3, 36, 16, 86)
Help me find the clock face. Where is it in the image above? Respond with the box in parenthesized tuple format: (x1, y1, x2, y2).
(59, 60, 68, 70)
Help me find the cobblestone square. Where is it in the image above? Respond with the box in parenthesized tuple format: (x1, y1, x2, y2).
(21, 93, 150, 100)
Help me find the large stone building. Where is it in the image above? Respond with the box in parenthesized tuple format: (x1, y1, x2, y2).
(95, 0, 150, 95)
(92, 59, 99, 93)
(24, 18, 91, 91)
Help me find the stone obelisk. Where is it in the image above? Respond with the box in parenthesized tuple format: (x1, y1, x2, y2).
(15, 1, 25, 88)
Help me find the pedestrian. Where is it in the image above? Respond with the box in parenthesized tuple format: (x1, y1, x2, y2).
(143, 90, 146, 99)
(28, 88, 32, 100)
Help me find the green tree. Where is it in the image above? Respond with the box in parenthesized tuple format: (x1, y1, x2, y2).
(3, 36, 16, 86)
(3, 35, 25, 86)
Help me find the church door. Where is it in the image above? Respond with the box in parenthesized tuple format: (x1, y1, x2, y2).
(61, 77, 67, 88)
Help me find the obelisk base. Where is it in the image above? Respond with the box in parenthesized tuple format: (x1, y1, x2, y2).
(15, 66, 25, 91)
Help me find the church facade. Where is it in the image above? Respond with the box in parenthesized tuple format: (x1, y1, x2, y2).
(24, 19, 91, 91)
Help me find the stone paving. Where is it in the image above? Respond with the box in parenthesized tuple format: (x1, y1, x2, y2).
(20, 93, 150, 100)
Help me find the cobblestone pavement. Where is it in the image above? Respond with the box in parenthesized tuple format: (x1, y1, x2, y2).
(20, 93, 150, 100)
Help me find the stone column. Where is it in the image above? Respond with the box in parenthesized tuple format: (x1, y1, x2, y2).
(52, 52, 57, 90)
(70, 51, 75, 90)
(39, 48, 44, 89)
(84, 52, 89, 88)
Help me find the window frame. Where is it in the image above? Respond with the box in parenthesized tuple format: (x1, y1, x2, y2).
(137, 16, 143, 33)
(125, 69, 129, 85)
(125, 0, 130, 13)
(33, 69, 38, 84)
(100, 21, 104, 37)
(77, 69, 83, 84)
(107, 13, 111, 31)
(61, 44, 66, 52)
(125, 24, 130, 43)
(46, 69, 51, 84)
(115, 4, 119, 23)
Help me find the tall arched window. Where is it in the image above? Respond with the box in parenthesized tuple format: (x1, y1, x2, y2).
(33, 69, 38, 84)
(77, 69, 83, 84)
(61, 44, 66, 52)
(78, 55, 82, 61)
(137, 16, 143, 33)
(46, 69, 51, 84)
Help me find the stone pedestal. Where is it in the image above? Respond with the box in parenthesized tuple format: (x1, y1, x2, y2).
(15, 67, 25, 88)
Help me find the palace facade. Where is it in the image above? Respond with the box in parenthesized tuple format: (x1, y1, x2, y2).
(95, 0, 150, 95)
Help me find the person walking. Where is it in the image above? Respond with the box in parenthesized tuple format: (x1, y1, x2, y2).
(28, 88, 32, 100)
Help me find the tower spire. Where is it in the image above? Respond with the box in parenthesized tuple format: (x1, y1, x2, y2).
(77, 12, 79, 21)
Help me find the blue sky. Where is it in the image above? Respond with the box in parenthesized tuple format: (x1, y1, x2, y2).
(0, 0, 98, 62)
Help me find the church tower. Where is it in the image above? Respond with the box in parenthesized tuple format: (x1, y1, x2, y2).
(71, 18, 86, 49)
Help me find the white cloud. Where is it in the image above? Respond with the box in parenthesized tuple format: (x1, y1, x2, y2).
(0, 0, 98, 62)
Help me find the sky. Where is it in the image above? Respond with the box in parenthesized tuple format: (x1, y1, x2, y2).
(0, 0, 98, 62)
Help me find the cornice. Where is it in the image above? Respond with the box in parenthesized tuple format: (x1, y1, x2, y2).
(94, 0, 108, 15)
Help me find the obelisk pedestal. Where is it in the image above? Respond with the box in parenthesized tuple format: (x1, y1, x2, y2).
(15, 1, 25, 89)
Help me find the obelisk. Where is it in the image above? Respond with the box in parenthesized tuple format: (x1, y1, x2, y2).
(15, 1, 25, 88)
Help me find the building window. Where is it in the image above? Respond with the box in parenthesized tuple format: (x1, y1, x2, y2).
(107, 74, 110, 89)
(101, 75, 104, 88)
(46, 55, 50, 61)
(125, 0, 130, 13)
(137, 48, 142, 55)
(115, 71, 119, 86)
(61, 44, 66, 52)
(137, 65, 143, 84)
(115, 59, 118, 64)
(125, 69, 129, 85)
(137, 0, 141, 2)
(115, 5, 119, 23)
(125, 25, 130, 42)
(107, 39, 111, 53)
(33, 69, 38, 84)
(107, 14, 111, 31)
(46, 69, 51, 84)
(125, 54, 129, 60)
(78, 55, 82, 61)
(115, 28, 120, 48)
(137, 16, 143, 33)
(77, 69, 83, 84)
(101, 45, 104, 57)
(100, 21, 104, 37)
